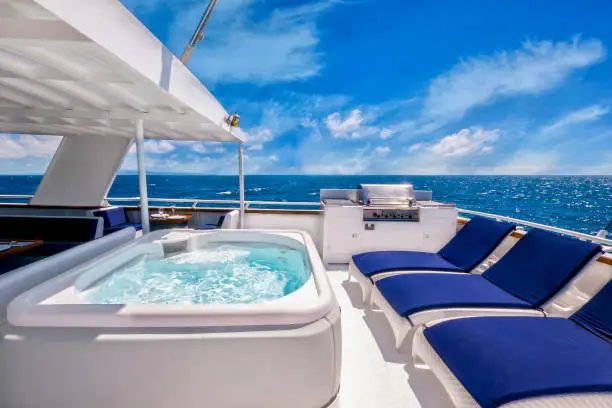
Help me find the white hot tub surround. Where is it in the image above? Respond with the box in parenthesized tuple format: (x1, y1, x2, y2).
(1, 230, 341, 408)
(9, 229, 332, 328)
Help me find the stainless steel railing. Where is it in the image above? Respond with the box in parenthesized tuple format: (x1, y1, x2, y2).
(105, 197, 321, 209)
(0, 194, 610, 246)
(457, 208, 612, 246)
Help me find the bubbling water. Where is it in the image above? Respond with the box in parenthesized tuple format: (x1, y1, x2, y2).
(84, 243, 310, 305)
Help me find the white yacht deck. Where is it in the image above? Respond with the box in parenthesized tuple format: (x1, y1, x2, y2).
(328, 267, 452, 408)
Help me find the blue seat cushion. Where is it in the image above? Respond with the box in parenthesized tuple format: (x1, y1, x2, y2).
(483, 229, 602, 307)
(198, 224, 218, 230)
(104, 223, 142, 234)
(438, 216, 515, 271)
(198, 214, 226, 230)
(353, 251, 463, 277)
(424, 316, 612, 407)
(352, 216, 514, 279)
(376, 273, 530, 318)
(571, 280, 612, 342)
(94, 207, 127, 228)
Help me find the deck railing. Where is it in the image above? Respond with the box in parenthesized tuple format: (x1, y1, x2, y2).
(106, 197, 322, 209)
(0, 194, 610, 246)
(457, 208, 612, 247)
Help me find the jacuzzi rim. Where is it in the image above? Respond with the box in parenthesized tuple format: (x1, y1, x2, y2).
(8, 230, 336, 329)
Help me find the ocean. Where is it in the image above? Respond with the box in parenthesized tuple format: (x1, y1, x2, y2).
(1, 175, 611, 235)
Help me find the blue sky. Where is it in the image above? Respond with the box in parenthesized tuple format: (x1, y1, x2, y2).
(2, 0, 612, 174)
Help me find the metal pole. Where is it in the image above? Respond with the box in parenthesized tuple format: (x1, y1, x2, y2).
(238, 142, 245, 229)
(180, 0, 219, 65)
(135, 119, 150, 234)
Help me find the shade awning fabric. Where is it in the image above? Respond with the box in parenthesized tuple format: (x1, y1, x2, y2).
(0, 0, 243, 143)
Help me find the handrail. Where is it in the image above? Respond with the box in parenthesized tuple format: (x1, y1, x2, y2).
(0, 194, 608, 245)
(106, 197, 321, 209)
(245, 200, 321, 207)
(458, 208, 612, 246)
(0, 194, 33, 199)
(106, 197, 242, 209)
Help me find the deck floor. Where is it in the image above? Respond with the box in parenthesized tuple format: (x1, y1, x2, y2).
(327, 268, 455, 408)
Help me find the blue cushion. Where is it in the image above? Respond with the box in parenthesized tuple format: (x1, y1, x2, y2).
(94, 207, 127, 228)
(438, 216, 515, 271)
(424, 316, 612, 407)
(571, 280, 612, 342)
(198, 224, 218, 230)
(483, 229, 601, 307)
(353, 251, 463, 277)
(376, 273, 531, 317)
(353, 216, 514, 278)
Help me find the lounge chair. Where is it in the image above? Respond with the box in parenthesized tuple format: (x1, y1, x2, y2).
(93, 207, 142, 235)
(198, 213, 227, 230)
(349, 216, 516, 303)
(413, 279, 612, 407)
(370, 229, 602, 350)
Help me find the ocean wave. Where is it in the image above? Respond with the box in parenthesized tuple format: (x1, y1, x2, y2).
(218, 191, 232, 195)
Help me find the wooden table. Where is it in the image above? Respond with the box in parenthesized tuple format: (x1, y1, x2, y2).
(0, 240, 44, 260)
(149, 214, 193, 230)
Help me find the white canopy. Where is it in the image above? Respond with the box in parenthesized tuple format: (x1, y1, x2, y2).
(0, 0, 246, 228)
(0, 0, 243, 143)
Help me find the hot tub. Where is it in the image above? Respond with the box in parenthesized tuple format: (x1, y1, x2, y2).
(1, 230, 341, 408)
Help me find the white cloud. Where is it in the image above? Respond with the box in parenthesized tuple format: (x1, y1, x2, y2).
(246, 128, 273, 144)
(424, 37, 606, 121)
(301, 117, 318, 128)
(541, 104, 610, 135)
(247, 143, 263, 151)
(429, 129, 500, 157)
(374, 146, 390, 156)
(128, 140, 176, 155)
(483, 151, 559, 175)
(574, 151, 612, 174)
(325, 109, 381, 139)
(0, 134, 62, 158)
(408, 142, 426, 152)
(326, 109, 364, 138)
(301, 157, 370, 175)
(190, 143, 207, 154)
(171, 1, 335, 84)
(380, 129, 394, 139)
(143, 140, 175, 154)
(245, 127, 274, 151)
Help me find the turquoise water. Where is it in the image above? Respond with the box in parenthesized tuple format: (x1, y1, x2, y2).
(84, 243, 310, 305)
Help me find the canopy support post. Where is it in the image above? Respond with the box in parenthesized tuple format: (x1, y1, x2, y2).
(135, 119, 150, 234)
(238, 141, 245, 229)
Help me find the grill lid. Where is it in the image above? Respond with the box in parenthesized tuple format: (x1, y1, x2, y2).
(360, 184, 414, 205)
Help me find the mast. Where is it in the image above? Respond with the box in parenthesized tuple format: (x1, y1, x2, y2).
(180, 0, 219, 65)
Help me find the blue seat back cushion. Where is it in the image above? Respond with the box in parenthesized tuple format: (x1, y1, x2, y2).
(438, 216, 515, 271)
(571, 280, 612, 342)
(482, 228, 601, 306)
(375, 273, 531, 318)
(216, 215, 226, 228)
(352, 251, 463, 277)
(424, 316, 612, 407)
(0, 217, 100, 242)
(94, 207, 127, 227)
